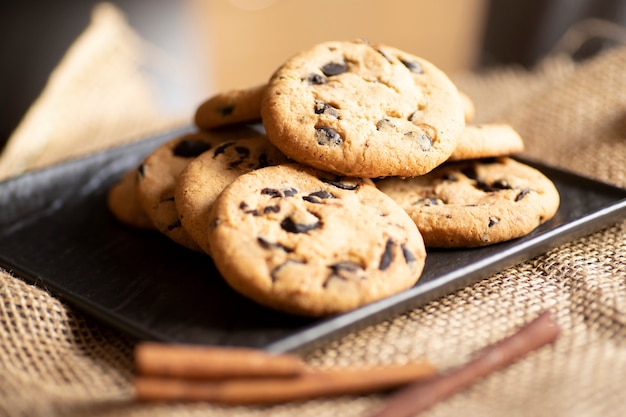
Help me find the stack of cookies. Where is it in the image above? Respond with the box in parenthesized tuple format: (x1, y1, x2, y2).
(108, 39, 560, 317)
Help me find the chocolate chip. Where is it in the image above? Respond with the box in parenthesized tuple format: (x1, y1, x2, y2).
(271, 259, 306, 283)
(376, 118, 396, 131)
(209, 217, 221, 230)
(406, 132, 432, 151)
(261, 188, 283, 198)
(314, 101, 339, 118)
(283, 187, 298, 197)
(321, 177, 359, 190)
(474, 176, 514, 192)
(235, 146, 250, 155)
(239, 201, 259, 216)
(213, 141, 235, 158)
(414, 197, 444, 206)
(229, 146, 251, 168)
(306, 73, 327, 85)
(218, 105, 235, 117)
(258, 152, 269, 168)
(315, 126, 343, 146)
(137, 164, 145, 177)
(488, 216, 500, 227)
(400, 58, 424, 74)
(379, 239, 394, 270)
(257, 237, 292, 252)
(280, 215, 320, 234)
(261, 187, 298, 198)
(461, 166, 479, 180)
(330, 261, 362, 273)
(311, 190, 334, 199)
(492, 179, 513, 190)
(173, 139, 212, 158)
(408, 112, 422, 123)
(515, 189, 532, 201)
(402, 245, 416, 264)
(324, 261, 365, 287)
(166, 219, 182, 231)
(375, 48, 393, 63)
(321, 61, 347, 76)
(475, 179, 497, 192)
(303, 190, 335, 203)
(263, 205, 280, 214)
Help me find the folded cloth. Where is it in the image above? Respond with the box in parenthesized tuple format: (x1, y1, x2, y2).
(0, 9, 625, 417)
(0, 3, 187, 181)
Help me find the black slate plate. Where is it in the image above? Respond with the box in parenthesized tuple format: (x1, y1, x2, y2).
(1, 125, 625, 354)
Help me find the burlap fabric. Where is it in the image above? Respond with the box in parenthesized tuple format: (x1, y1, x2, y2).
(1, 5, 624, 416)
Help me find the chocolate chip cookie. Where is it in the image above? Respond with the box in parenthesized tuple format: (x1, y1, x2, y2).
(107, 167, 155, 230)
(449, 123, 525, 161)
(207, 163, 426, 316)
(175, 131, 289, 255)
(376, 157, 560, 248)
(195, 84, 266, 130)
(261, 40, 465, 178)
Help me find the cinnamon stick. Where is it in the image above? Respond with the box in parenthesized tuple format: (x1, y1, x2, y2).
(134, 361, 437, 404)
(135, 342, 306, 379)
(367, 310, 561, 417)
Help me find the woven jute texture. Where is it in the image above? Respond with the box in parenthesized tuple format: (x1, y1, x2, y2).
(1, 6, 625, 416)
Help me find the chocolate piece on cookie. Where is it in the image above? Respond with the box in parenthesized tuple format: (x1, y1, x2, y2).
(376, 157, 560, 248)
(175, 132, 289, 255)
(449, 123, 525, 161)
(195, 84, 266, 129)
(261, 40, 465, 178)
(207, 163, 426, 316)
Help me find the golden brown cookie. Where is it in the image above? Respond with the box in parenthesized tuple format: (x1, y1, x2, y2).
(194, 84, 266, 129)
(261, 40, 465, 178)
(107, 167, 154, 230)
(207, 163, 426, 316)
(449, 123, 525, 161)
(376, 157, 560, 248)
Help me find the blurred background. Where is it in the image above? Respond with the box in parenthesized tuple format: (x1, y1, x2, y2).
(1, 0, 625, 152)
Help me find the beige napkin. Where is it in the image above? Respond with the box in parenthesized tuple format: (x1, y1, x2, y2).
(0, 3, 188, 181)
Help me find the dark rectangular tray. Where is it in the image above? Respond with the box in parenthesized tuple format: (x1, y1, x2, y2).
(1, 125, 625, 353)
